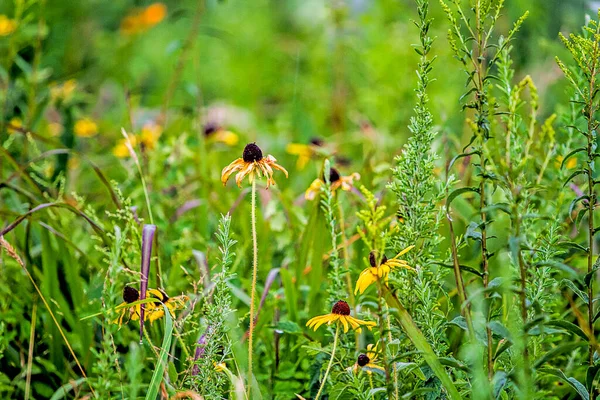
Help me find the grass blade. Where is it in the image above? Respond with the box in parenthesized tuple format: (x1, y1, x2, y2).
(145, 304, 174, 400)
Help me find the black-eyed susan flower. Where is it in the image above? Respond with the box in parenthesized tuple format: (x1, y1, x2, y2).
(353, 344, 385, 375)
(221, 142, 288, 188)
(305, 167, 360, 200)
(113, 286, 144, 326)
(204, 122, 239, 146)
(145, 288, 188, 322)
(354, 247, 415, 295)
(306, 300, 376, 333)
(113, 286, 187, 326)
(286, 138, 324, 170)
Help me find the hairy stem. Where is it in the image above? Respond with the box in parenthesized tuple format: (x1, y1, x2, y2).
(248, 178, 258, 395)
(315, 324, 339, 400)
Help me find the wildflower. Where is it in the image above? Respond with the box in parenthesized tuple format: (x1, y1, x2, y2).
(145, 288, 188, 322)
(354, 247, 415, 295)
(221, 142, 288, 188)
(120, 3, 166, 35)
(353, 344, 385, 375)
(204, 122, 239, 146)
(0, 15, 17, 36)
(113, 286, 144, 326)
(306, 300, 376, 333)
(304, 167, 360, 200)
(7, 117, 22, 134)
(74, 118, 98, 138)
(113, 135, 137, 158)
(286, 138, 324, 170)
(139, 123, 162, 151)
(142, 3, 167, 26)
(112, 286, 187, 326)
(556, 155, 577, 170)
(50, 79, 77, 104)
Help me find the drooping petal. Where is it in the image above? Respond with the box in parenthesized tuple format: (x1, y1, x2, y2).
(339, 316, 350, 333)
(235, 162, 255, 187)
(221, 158, 245, 185)
(305, 179, 324, 200)
(392, 245, 415, 259)
(355, 268, 378, 294)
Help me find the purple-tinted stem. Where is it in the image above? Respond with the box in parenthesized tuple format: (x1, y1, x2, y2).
(140, 224, 157, 343)
(191, 330, 209, 376)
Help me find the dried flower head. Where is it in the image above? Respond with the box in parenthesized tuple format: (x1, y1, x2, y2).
(221, 143, 288, 188)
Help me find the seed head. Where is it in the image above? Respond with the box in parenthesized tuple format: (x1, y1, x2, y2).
(123, 286, 139, 303)
(331, 300, 351, 316)
(357, 353, 370, 367)
(242, 143, 263, 162)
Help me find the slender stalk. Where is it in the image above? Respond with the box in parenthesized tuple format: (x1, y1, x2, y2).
(337, 200, 355, 308)
(315, 325, 340, 400)
(24, 300, 37, 400)
(386, 311, 399, 400)
(377, 280, 391, 395)
(480, 180, 493, 379)
(248, 178, 258, 395)
(369, 373, 375, 399)
(447, 213, 475, 339)
(585, 25, 600, 381)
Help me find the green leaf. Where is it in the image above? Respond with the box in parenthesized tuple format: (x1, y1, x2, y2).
(432, 261, 483, 277)
(534, 261, 578, 279)
(561, 279, 589, 304)
(543, 320, 588, 341)
(49, 378, 87, 400)
(586, 364, 600, 392)
(563, 169, 588, 187)
(538, 367, 589, 400)
(558, 241, 588, 253)
(383, 286, 462, 400)
(145, 304, 173, 400)
(447, 187, 480, 208)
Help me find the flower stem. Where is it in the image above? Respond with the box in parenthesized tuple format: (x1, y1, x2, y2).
(248, 178, 258, 395)
(369, 373, 375, 399)
(315, 324, 340, 400)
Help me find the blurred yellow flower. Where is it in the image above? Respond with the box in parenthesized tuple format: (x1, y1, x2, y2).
(139, 123, 162, 151)
(120, 3, 167, 35)
(74, 118, 98, 137)
(50, 79, 77, 103)
(353, 343, 385, 375)
(0, 15, 17, 36)
(142, 3, 167, 26)
(113, 135, 137, 158)
(305, 168, 360, 200)
(556, 155, 577, 170)
(286, 139, 324, 170)
(7, 117, 22, 134)
(48, 122, 63, 137)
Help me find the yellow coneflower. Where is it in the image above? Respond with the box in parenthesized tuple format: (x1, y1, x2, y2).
(142, 3, 167, 26)
(221, 142, 288, 188)
(145, 288, 188, 322)
(354, 247, 415, 295)
(306, 300, 376, 334)
(307, 300, 376, 400)
(353, 344, 385, 375)
(120, 2, 166, 35)
(113, 286, 187, 327)
(204, 123, 239, 146)
(305, 167, 360, 200)
(74, 118, 98, 138)
(286, 138, 324, 170)
(0, 15, 17, 36)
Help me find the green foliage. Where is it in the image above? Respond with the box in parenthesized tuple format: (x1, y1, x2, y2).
(2, 0, 600, 399)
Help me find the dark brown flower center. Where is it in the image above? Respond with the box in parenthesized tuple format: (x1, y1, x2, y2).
(357, 354, 370, 367)
(323, 167, 341, 183)
(123, 286, 139, 303)
(331, 300, 351, 316)
(310, 137, 324, 147)
(369, 252, 387, 267)
(203, 122, 219, 136)
(243, 143, 263, 162)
